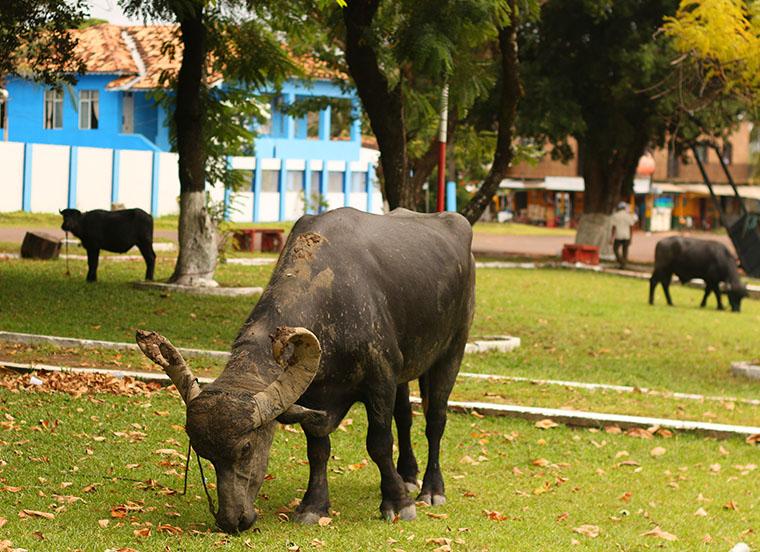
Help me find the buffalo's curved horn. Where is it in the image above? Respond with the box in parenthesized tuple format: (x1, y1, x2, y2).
(135, 330, 201, 404)
(251, 326, 322, 428)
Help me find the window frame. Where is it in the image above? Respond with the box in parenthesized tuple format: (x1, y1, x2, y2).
(79, 89, 99, 130)
(43, 89, 64, 130)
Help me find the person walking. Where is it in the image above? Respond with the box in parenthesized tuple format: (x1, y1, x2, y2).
(610, 201, 638, 269)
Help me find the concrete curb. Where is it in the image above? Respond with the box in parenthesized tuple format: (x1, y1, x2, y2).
(731, 361, 760, 381)
(2, 360, 757, 439)
(132, 281, 264, 297)
(458, 372, 760, 406)
(0, 331, 230, 360)
(0, 331, 520, 359)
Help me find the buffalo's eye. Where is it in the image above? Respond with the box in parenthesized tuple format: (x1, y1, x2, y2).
(241, 442, 251, 456)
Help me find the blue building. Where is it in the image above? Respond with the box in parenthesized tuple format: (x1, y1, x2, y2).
(3, 24, 362, 159)
(0, 24, 381, 220)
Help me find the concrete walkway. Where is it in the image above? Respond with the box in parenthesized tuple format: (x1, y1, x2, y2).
(472, 230, 735, 264)
(1, 224, 735, 264)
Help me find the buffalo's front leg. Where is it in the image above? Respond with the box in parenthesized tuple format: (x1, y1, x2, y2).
(394, 383, 419, 492)
(648, 277, 658, 305)
(86, 248, 100, 282)
(294, 432, 331, 524)
(700, 286, 712, 307)
(364, 390, 416, 521)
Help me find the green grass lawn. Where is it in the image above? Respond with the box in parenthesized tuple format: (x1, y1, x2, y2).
(0, 372, 757, 551)
(1, 258, 758, 408)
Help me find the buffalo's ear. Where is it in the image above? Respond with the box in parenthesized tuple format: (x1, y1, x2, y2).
(277, 404, 328, 426)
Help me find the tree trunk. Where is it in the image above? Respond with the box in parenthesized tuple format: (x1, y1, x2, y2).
(461, 8, 522, 225)
(575, 141, 643, 257)
(168, 4, 218, 286)
(343, 0, 411, 209)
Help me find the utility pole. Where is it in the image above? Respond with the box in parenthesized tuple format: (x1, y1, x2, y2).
(436, 83, 449, 212)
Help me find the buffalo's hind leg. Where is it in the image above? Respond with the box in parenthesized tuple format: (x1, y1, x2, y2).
(394, 383, 419, 493)
(417, 346, 464, 507)
(293, 432, 331, 524)
(648, 276, 658, 305)
(137, 241, 156, 281)
(364, 384, 416, 521)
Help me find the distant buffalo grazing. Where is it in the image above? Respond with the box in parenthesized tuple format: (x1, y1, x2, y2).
(60, 208, 155, 282)
(649, 236, 747, 312)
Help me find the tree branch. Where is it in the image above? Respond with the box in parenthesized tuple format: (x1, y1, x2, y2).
(460, 3, 522, 225)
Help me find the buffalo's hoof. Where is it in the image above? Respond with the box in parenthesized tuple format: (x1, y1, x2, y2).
(404, 481, 419, 493)
(293, 510, 324, 525)
(417, 492, 446, 506)
(381, 503, 416, 522)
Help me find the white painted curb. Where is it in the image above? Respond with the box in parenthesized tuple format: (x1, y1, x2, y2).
(2, 360, 756, 439)
(132, 281, 264, 297)
(0, 331, 519, 359)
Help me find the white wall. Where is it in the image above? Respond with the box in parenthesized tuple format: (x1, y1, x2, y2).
(118, 150, 153, 212)
(259, 192, 280, 222)
(30, 144, 69, 212)
(371, 192, 384, 214)
(157, 152, 180, 216)
(285, 192, 305, 221)
(326, 192, 345, 211)
(349, 192, 367, 211)
(76, 147, 112, 212)
(0, 142, 24, 211)
(0, 143, 384, 220)
(229, 191, 254, 223)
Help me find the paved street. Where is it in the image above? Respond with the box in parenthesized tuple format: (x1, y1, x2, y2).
(2, 224, 735, 264)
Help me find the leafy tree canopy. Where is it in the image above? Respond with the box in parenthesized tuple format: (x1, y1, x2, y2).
(0, 0, 86, 85)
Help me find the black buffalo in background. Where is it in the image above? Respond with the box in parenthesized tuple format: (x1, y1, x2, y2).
(60, 208, 156, 282)
(649, 236, 748, 312)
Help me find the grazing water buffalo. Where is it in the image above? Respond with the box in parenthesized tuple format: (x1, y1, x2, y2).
(136, 207, 476, 533)
(60, 208, 155, 282)
(649, 236, 747, 312)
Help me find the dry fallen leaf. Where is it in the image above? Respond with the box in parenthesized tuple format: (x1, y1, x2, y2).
(133, 527, 151, 538)
(694, 507, 708, 517)
(618, 491, 633, 503)
(20, 509, 55, 520)
(573, 525, 600, 538)
(746, 434, 760, 446)
(97, 519, 109, 528)
(642, 526, 678, 541)
(317, 517, 331, 527)
(535, 419, 559, 430)
(157, 523, 183, 535)
(724, 500, 738, 511)
(650, 447, 667, 458)
(426, 512, 449, 520)
(0, 517, 7, 528)
(483, 509, 509, 521)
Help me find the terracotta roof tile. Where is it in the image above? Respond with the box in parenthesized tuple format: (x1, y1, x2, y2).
(70, 23, 343, 90)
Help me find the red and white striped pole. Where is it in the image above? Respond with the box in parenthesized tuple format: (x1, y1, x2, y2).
(436, 83, 449, 212)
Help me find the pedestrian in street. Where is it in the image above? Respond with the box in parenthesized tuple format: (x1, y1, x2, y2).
(610, 201, 638, 269)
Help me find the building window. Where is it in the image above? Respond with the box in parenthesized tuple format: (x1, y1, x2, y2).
(330, 100, 352, 141)
(351, 172, 366, 193)
(79, 90, 99, 129)
(306, 111, 320, 140)
(44, 89, 63, 129)
(287, 170, 305, 192)
(328, 171, 343, 193)
(721, 142, 733, 165)
(261, 170, 279, 192)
